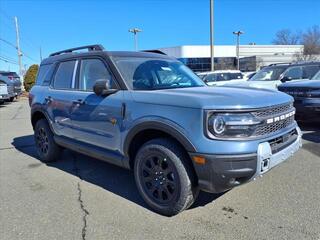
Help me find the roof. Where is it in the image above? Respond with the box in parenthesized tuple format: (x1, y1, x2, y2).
(41, 50, 174, 65)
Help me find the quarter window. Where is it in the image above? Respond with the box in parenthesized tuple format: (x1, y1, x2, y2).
(53, 61, 76, 89)
(79, 59, 116, 91)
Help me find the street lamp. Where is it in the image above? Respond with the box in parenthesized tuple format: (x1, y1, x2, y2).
(129, 28, 142, 51)
(210, 0, 214, 71)
(233, 30, 244, 70)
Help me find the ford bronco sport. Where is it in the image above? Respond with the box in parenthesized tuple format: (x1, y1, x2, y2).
(29, 45, 302, 216)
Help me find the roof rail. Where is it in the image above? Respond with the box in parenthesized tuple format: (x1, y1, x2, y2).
(268, 62, 290, 66)
(49, 44, 105, 57)
(141, 50, 167, 55)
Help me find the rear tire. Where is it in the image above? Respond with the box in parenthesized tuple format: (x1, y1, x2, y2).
(134, 138, 199, 216)
(9, 97, 14, 102)
(34, 119, 62, 162)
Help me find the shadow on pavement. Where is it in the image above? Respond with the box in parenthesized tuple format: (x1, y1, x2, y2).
(299, 122, 320, 157)
(12, 135, 222, 214)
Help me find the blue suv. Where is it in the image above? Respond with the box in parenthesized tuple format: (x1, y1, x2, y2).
(30, 45, 302, 215)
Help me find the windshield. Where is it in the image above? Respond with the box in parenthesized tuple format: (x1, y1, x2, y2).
(312, 70, 320, 80)
(249, 66, 287, 81)
(204, 72, 243, 82)
(112, 57, 205, 90)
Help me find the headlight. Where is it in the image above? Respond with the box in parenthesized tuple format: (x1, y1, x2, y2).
(207, 112, 261, 139)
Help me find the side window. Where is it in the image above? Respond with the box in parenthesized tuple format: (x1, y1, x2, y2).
(302, 65, 320, 79)
(53, 61, 76, 89)
(204, 74, 216, 82)
(283, 67, 302, 80)
(79, 59, 116, 91)
(36, 64, 53, 85)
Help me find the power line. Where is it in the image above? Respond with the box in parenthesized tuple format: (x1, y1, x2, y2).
(0, 54, 18, 63)
(0, 37, 38, 62)
(0, 37, 16, 49)
(0, 56, 19, 65)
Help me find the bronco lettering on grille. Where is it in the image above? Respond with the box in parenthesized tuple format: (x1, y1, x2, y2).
(266, 110, 295, 124)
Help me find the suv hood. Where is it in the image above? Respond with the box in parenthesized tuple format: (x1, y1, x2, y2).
(131, 86, 293, 110)
(279, 79, 320, 89)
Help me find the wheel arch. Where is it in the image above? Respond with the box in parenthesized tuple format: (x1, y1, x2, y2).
(31, 108, 51, 130)
(123, 121, 197, 170)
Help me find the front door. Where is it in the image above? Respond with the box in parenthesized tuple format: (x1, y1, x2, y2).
(70, 58, 123, 153)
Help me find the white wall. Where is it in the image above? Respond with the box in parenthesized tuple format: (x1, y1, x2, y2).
(156, 45, 304, 66)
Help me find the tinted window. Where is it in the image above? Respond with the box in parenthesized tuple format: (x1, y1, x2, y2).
(250, 66, 287, 81)
(53, 61, 76, 89)
(283, 66, 302, 80)
(205, 72, 243, 82)
(36, 64, 52, 85)
(79, 59, 116, 91)
(302, 65, 320, 79)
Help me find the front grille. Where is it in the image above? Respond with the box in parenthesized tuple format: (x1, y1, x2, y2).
(252, 103, 293, 118)
(250, 102, 296, 137)
(254, 116, 295, 136)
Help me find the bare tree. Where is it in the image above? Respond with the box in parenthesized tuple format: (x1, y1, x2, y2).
(302, 25, 320, 57)
(272, 29, 300, 45)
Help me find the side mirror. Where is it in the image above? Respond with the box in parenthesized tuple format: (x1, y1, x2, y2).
(93, 79, 118, 96)
(280, 76, 292, 83)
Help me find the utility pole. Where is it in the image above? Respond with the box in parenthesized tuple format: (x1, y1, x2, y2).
(129, 28, 142, 51)
(14, 16, 24, 90)
(233, 31, 244, 70)
(40, 46, 43, 61)
(210, 0, 214, 71)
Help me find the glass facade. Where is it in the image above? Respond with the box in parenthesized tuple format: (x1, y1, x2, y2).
(178, 57, 257, 72)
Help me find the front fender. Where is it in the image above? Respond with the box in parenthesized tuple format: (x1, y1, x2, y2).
(123, 117, 197, 158)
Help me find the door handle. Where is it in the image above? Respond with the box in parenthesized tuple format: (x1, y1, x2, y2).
(45, 96, 52, 103)
(72, 99, 85, 105)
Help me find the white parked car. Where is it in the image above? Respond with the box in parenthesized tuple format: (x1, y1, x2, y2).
(200, 70, 246, 86)
(224, 63, 320, 90)
(0, 82, 9, 104)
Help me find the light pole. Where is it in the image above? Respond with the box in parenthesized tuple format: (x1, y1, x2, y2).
(210, 0, 214, 71)
(129, 28, 142, 51)
(233, 31, 244, 70)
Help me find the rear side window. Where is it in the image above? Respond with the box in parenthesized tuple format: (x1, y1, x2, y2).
(36, 64, 53, 85)
(53, 61, 76, 89)
(302, 65, 320, 79)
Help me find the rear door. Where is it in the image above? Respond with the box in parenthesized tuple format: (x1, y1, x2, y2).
(70, 57, 123, 152)
(47, 60, 78, 138)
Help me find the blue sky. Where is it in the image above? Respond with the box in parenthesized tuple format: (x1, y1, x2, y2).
(0, 0, 319, 73)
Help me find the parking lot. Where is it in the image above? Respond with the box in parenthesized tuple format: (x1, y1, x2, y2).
(0, 98, 320, 240)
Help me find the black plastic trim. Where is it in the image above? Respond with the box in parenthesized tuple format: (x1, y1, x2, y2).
(54, 135, 125, 168)
(123, 121, 197, 157)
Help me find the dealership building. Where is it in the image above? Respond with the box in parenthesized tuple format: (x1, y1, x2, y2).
(154, 45, 304, 72)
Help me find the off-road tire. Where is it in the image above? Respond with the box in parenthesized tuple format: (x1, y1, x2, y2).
(34, 119, 61, 162)
(134, 138, 199, 216)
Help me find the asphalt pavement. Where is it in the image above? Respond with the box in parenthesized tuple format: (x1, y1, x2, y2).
(0, 98, 320, 240)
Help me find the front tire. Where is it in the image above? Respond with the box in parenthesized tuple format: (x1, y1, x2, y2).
(34, 119, 62, 162)
(134, 138, 198, 216)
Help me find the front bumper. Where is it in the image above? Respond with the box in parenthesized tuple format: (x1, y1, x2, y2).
(294, 98, 320, 120)
(0, 94, 10, 100)
(190, 126, 302, 193)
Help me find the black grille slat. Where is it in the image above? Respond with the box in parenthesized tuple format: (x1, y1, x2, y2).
(254, 116, 295, 136)
(250, 103, 295, 137)
(252, 103, 293, 118)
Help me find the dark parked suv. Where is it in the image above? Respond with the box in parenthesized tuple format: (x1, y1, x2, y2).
(278, 70, 320, 121)
(0, 71, 22, 100)
(30, 45, 301, 215)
